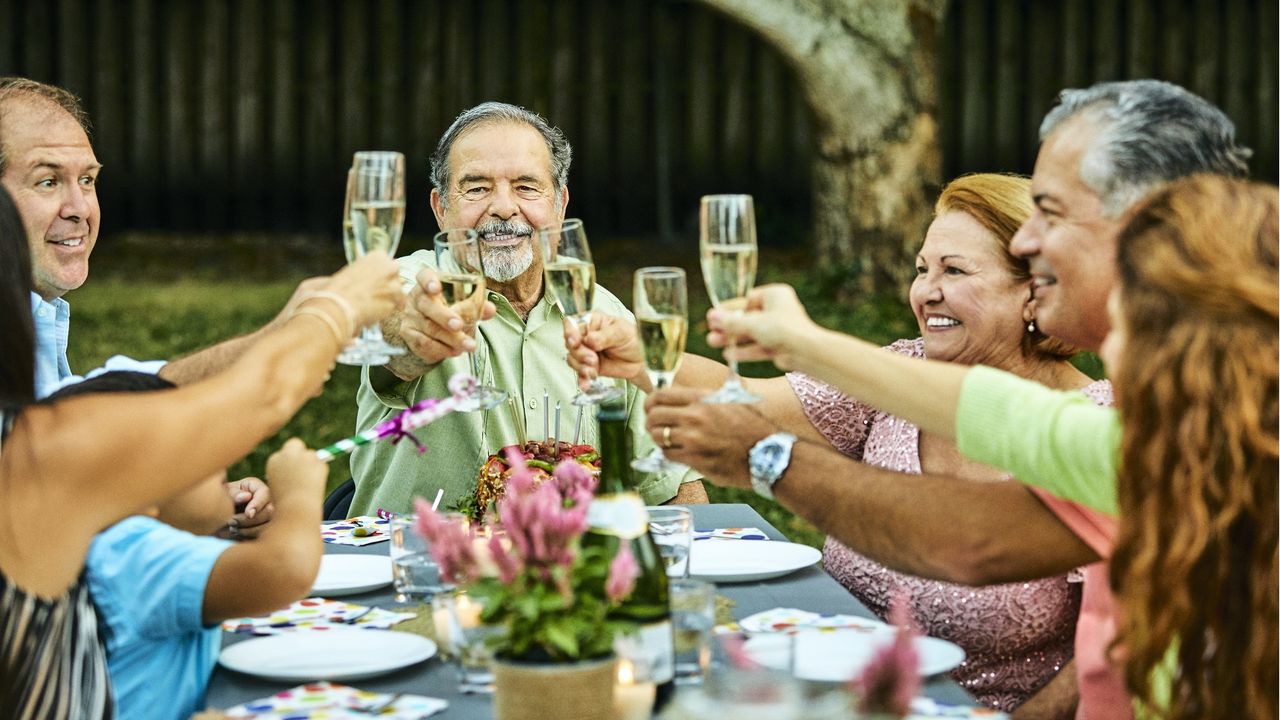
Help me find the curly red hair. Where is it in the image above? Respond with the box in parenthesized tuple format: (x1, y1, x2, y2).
(1109, 175, 1278, 719)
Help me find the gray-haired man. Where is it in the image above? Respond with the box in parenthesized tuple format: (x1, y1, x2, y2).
(349, 102, 706, 516)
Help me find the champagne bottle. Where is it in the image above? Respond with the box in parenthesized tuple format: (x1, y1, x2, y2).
(586, 399, 675, 712)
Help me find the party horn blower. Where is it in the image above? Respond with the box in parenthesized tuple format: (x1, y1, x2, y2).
(315, 374, 478, 462)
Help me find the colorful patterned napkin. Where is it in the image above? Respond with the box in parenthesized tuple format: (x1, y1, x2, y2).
(908, 697, 1007, 718)
(221, 598, 416, 635)
(224, 681, 447, 718)
(322, 517, 392, 546)
(692, 527, 770, 541)
(723, 607, 888, 634)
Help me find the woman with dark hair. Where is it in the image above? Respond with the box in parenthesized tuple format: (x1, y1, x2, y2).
(699, 174, 1278, 719)
(0, 184, 404, 719)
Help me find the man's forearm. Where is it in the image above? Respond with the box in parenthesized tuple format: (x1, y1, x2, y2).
(773, 442, 1098, 585)
(160, 330, 265, 385)
(665, 479, 709, 505)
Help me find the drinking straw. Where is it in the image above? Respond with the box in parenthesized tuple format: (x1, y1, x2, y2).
(314, 374, 477, 462)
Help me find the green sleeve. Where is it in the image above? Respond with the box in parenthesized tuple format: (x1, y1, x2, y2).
(956, 365, 1122, 515)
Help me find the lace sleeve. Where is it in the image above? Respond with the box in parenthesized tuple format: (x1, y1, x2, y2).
(784, 338, 925, 460)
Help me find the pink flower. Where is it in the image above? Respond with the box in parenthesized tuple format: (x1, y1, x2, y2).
(488, 533, 520, 584)
(852, 592, 921, 718)
(495, 452, 590, 578)
(413, 499, 477, 584)
(552, 460, 598, 507)
(605, 543, 639, 602)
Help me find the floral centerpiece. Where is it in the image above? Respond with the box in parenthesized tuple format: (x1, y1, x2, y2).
(417, 446, 637, 648)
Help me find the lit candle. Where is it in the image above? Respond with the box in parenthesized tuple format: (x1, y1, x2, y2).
(453, 592, 483, 629)
(614, 659, 656, 720)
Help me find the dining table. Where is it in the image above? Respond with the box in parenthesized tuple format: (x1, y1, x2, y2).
(205, 503, 977, 715)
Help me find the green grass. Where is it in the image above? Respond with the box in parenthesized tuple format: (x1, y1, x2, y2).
(66, 238, 923, 550)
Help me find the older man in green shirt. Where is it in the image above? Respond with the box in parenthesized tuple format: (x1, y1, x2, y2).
(349, 102, 703, 515)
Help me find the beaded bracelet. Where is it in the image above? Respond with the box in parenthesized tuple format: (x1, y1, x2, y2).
(292, 306, 347, 347)
(299, 290, 358, 337)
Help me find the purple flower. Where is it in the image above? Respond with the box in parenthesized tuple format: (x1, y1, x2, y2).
(852, 592, 921, 717)
(605, 543, 639, 602)
(413, 499, 477, 584)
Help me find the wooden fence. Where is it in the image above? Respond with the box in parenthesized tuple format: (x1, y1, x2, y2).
(0, 0, 1274, 244)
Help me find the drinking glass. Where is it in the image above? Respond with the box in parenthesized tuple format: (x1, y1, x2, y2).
(632, 268, 689, 473)
(434, 228, 507, 411)
(646, 506, 692, 578)
(670, 578, 715, 686)
(389, 514, 453, 602)
(699, 194, 761, 403)
(338, 151, 408, 366)
(537, 218, 623, 405)
(432, 590, 501, 694)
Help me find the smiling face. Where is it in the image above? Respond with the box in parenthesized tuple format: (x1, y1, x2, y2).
(430, 121, 567, 288)
(1009, 116, 1124, 352)
(0, 98, 101, 301)
(910, 211, 1032, 368)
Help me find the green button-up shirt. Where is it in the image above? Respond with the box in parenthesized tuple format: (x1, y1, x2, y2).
(348, 249, 690, 515)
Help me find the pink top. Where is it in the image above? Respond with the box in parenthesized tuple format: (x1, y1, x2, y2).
(1029, 490, 1132, 719)
(788, 338, 1107, 712)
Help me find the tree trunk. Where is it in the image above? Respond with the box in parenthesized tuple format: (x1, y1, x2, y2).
(694, 0, 947, 296)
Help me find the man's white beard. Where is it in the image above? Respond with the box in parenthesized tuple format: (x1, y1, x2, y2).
(483, 242, 535, 283)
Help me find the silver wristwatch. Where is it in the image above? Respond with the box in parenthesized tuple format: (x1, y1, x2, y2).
(748, 432, 797, 500)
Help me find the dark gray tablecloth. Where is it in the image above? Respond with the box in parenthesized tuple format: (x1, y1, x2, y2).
(205, 503, 975, 713)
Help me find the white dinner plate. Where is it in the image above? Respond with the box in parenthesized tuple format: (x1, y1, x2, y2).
(689, 541, 822, 583)
(744, 628, 966, 681)
(310, 554, 393, 596)
(219, 628, 437, 683)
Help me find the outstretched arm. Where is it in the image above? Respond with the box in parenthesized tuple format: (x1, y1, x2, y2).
(712, 284, 969, 441)
(4, 253, 402, 556)
(645, 388, 1099, 585)
(202, 439, 326, 622)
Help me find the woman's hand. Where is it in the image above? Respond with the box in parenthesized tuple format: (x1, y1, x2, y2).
(322, 251, 405, 329)
(708, 284, 821, 370)
(564, 312, 649, 391)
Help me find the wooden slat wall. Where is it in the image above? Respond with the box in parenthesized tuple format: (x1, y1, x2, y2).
(942, 0, 1278, 184)
(0, 0, 1273, 246)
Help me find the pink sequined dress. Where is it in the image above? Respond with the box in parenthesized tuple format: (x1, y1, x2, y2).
(788, 338, 1105, 712)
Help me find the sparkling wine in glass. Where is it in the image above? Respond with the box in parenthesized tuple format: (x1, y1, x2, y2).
(338, 151, 408, 366)
(699, 194, 761, 403)
(632, 267, 688, 473)
(434, 228, 508, 411)
(537, 219, 624, 406)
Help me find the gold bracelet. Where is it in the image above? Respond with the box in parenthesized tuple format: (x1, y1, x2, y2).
(291, 306, 347, 347)
(300, 291, 358, 337)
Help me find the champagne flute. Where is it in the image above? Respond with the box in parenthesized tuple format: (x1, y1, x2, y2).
(632, 267, 689, 473)
(699, 194, 761, 403)
(433, 228, 508, 411)
(537, 219, 624, 406)
(338, 151, 408, 365)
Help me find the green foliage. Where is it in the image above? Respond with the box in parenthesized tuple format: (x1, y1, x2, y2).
(471, 543, 628, 662)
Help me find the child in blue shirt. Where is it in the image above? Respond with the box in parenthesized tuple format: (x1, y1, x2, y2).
(50, 373, 326, 720)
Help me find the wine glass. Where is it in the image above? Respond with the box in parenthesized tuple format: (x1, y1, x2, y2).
(338, 151, 408, 365)
(433, 228, 508, 411)
(632, 267, 689, 473)
(537, 219, 624, 406)
(699, 194, 761, 403)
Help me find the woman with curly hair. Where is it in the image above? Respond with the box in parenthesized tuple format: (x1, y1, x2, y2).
(702, 173, 1278, 719)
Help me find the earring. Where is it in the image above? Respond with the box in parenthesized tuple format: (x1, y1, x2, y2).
(1027, 320, 1037, 334)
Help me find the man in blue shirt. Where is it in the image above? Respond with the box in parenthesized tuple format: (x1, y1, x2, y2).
(0, 76, 323, 400)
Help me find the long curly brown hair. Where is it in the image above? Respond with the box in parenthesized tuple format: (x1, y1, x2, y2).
(1109, 175, 1278, 719)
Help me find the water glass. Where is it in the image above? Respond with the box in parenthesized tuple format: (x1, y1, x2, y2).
(389, 514, 450, 601)
(666, 661, 803, 720)
(670, 578, 715, 686)
(646, 506, 692, 578)
(433, 590, 501, 694)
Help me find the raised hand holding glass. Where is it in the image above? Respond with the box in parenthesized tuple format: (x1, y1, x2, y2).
(338, 151, 407, 366)
(433, 228, 507, 411)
